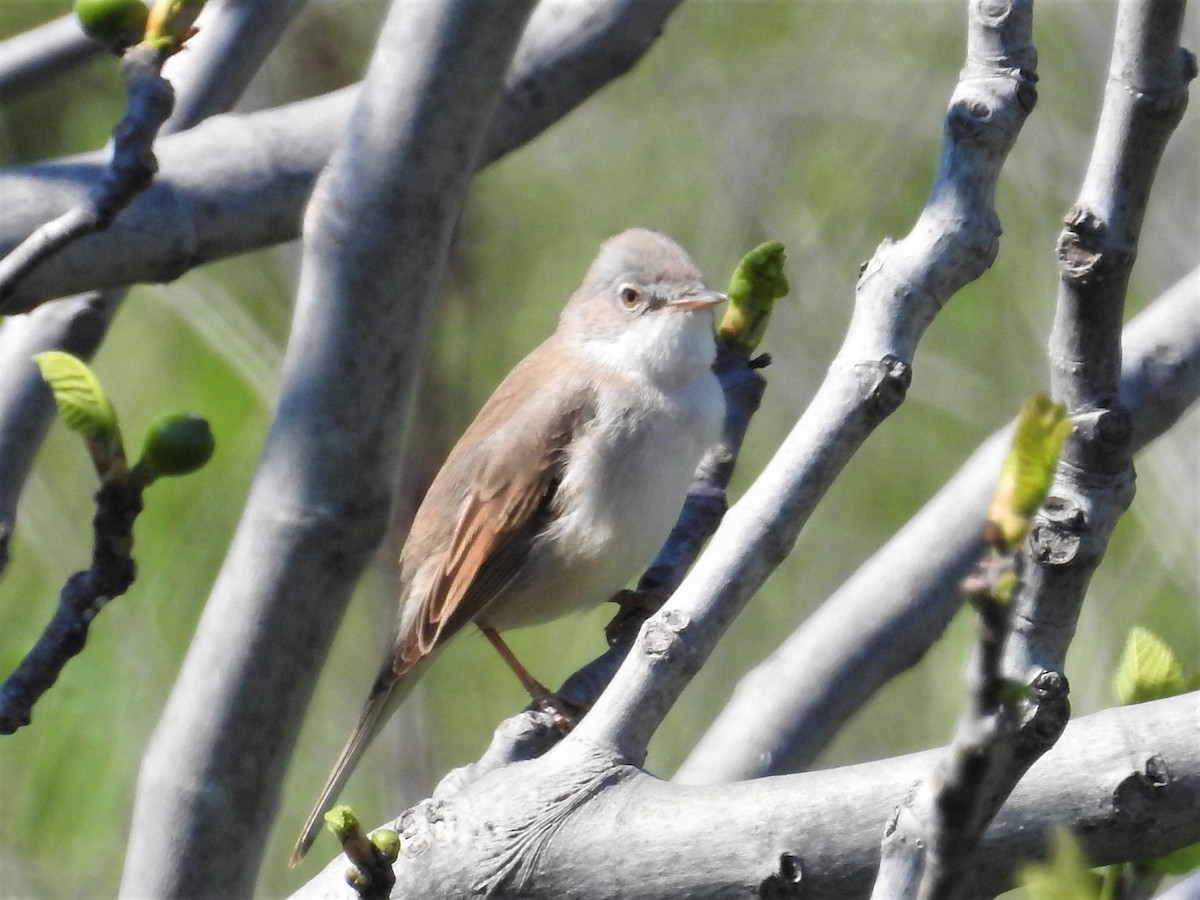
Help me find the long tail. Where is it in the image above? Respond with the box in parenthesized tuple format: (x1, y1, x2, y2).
(289, 663, 422, 866)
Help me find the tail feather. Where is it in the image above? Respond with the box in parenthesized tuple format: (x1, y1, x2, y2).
(289, 665, 420, 866)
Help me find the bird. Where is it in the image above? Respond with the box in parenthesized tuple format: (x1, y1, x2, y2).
(291, 228, 726, 864)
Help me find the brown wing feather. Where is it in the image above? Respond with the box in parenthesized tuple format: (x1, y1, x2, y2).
(392, 340, 596, 674)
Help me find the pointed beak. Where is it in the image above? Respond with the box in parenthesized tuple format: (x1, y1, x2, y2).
(666, 289, 727, 312)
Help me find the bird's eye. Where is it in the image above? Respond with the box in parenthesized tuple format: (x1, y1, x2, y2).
(618, 284, 642, 309)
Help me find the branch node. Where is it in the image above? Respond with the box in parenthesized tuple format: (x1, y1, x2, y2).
(857, 354, 912, 416)
(1024, 669, 1070, 744)
(947, 97, 994, 140)
(1028, 497, 1086, 566)
(1112, 754, 1173, 825)
(759, 850, 805, 898)
(640, 609, 689, 658)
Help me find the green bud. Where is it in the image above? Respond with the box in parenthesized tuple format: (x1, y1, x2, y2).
(370, 829, 401, 863)
(74, 0, 149, 53)
(138, 413, 214, 479)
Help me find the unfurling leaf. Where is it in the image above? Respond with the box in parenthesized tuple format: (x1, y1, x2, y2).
(1113, 626, 1188, 706)
(323, 805, 360, 839)
(717, 240, 788, 352)
(34, 351, 124, 477)
(986, 394, 1070, 552)
(144, 0, 206, 50)
(34, 351, 118, 438)
(137, 413, 214, 480)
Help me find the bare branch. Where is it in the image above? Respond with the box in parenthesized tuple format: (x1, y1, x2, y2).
(0, 0, 685, 313)
(0, 42, 177, 310)
(567, 0, 1037, 765)
(0, 477, 142, 732)
(875, 3, 1196, 896)
(291, 692, 1200, 899)
(676, 264, 1200, 785)
(0, 0, 312, 577)
(120, 3, 537, 896)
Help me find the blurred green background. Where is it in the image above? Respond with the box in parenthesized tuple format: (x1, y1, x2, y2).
(0, 2, 1196, 897)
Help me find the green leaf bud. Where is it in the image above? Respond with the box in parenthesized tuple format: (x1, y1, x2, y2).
(74, 0, 149, 53)
(138, 413, 214, 479)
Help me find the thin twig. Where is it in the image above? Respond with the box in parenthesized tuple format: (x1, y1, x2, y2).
(566, 0, 1038, 767)
(0, 477, 143, 732)
(0, 43, 174, 311)
(873, 3, 1195, 897)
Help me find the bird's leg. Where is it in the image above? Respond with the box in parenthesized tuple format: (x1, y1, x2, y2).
(478, 623, 552, 699)
(477, 623, 585, 731)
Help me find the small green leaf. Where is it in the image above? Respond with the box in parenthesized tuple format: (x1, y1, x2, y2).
(33, 351, 118, 439)
(137, 413, 214, 480)
(74, 0, 148, 53)
(987, 394, 1070, 551)
(716, 240, 788, 352)
(1019, 829, 1102, 900)
(1113, 626, 1188, 706)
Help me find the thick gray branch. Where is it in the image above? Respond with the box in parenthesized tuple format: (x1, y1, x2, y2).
(676, 264, 1200, 785)
(0, 0, 307, 576)
(0, 0, 682, 312)
(119, 3, 536, 897)
(568, 0, 1037, 766)
(292, 692, 1200, 899)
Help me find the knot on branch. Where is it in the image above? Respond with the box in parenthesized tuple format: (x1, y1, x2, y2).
(973, 0, 1016, 28)
(1112, 754, 1174, 825)
(759, 850, 805, 899)
(855, 355, 911, 417)
(1072, 406, 1134, 463)
(947, 97, 996, 142)
(1057, 206, 1133, 285)
(1017, 669, 1070, 753)
(1028, 496, 1086, 566)
(640, 609, 690, 660)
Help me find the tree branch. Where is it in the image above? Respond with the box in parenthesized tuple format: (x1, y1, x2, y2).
(0, 0, 684, 312)
(566, 0, 1037, 767)
(119, 3, 537, 896)
(676, 263, 1200, 785)
(291, 691, 1200, 899)
(0, 0, 308, 577)
(875, 3, 1196, 896)
(0, 476, 143, 732)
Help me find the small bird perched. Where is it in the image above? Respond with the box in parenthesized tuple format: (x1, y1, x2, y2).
(291, 228, 726, 864)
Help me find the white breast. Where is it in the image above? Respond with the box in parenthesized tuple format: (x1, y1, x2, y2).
(484, 365, 723, 629)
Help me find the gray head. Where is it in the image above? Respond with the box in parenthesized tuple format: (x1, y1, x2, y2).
(557, 228, 725, 378)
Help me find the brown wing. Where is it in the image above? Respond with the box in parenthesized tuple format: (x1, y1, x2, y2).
(392, 342, 596, 674)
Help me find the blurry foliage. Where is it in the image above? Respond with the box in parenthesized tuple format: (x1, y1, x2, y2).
(0, 1, 1197, 897)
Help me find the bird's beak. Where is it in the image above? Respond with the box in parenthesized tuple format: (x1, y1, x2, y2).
(667, 289, 727, 312)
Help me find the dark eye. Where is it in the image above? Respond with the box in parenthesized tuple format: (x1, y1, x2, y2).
(618, 284, 642, 309)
